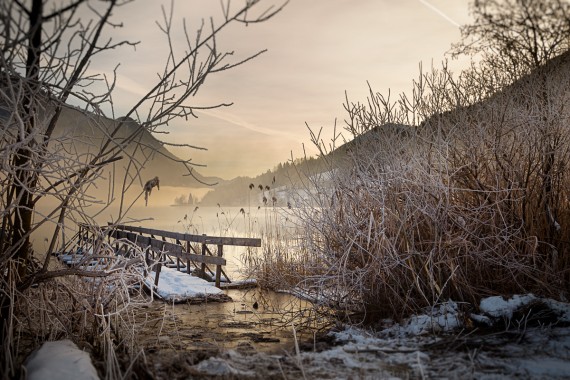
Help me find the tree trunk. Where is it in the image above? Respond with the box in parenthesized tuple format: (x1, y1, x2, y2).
(2, 2, 43, 373)
(10, 0, 43, 278)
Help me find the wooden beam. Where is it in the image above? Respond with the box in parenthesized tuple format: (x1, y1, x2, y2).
(111, 224, 261, 247)
(154, 252, 163, 287)
(111, 230, 225, 266)
(170, 243, 224, 266)
(215, 244, 223, 288)
(200, 240, 206, 274)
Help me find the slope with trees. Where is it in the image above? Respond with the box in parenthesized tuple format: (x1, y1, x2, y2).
(199, 156, 325, 207)
(251, 0, 570, 321)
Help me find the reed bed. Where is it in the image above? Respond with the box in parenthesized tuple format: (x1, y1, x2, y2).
(250, 57, 570, 323)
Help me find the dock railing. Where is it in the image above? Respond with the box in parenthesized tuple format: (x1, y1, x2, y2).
(78, 223, 261, 288)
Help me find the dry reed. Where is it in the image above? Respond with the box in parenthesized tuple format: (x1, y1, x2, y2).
(251, 54, 570, 323)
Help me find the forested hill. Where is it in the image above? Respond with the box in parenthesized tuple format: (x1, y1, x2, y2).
(200, 49, 570, 208)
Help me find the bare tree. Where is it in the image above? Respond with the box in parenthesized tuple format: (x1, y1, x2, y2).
(452, 0, 570, 80)
(453, 0, 570, 244)
(0, 0, 286, 376)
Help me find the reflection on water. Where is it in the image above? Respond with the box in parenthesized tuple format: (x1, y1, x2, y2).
(140, 288, 323, 354)
(122, 204, 297, 237)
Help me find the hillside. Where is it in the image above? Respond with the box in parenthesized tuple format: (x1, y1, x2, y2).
(51, 105, 223, 190)
(199, 156, 325, 207)
(198, 49, 570, 209)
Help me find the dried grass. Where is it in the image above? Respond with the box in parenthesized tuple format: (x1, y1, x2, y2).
(251, 56, 570, 323)
(1, 227, 154, 379)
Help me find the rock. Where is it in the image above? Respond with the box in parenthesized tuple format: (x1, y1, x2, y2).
(194, 357, 241, 376)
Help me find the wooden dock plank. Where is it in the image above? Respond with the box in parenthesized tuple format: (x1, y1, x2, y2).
(110, 229, 226, 266)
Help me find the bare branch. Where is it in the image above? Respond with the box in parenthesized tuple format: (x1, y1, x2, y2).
(43, 0, 87, 21)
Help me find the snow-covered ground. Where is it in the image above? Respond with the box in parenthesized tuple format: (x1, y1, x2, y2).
(25, 264, 570, 379)
(190, 295, 570, 379)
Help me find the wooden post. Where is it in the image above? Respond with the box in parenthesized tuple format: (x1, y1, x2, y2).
(144, 246, 149, 277)
(77, 225, 83, 249)
(201, 234, 206, 275)
(154, 256, 162, 287)
(154, 238, 166, 287)
(176, 239, 181, 271)
(151, 235, 156, 261)
(215, 244, 223, 287)
(186, 240, 191, 275)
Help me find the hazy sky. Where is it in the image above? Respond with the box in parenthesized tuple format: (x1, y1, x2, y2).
(88, 0, 472, 180)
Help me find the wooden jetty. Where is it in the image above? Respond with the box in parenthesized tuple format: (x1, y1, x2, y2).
(76, 223, 261, 290)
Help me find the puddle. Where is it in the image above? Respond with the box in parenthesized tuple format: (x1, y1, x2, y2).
(137, 288, 326, 356)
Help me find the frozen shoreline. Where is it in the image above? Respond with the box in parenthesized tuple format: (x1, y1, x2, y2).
(26, 294, 570, 379)
(190, 295, 570, 378)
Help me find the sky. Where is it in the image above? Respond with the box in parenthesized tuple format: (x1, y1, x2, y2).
(87, 0, 473, 180)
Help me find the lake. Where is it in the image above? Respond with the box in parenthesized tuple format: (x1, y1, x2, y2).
(117, 204, 300, 280)
(33, 198, 321, 354)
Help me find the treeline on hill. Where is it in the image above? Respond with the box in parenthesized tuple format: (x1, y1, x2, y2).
(199, 156, 325, 206)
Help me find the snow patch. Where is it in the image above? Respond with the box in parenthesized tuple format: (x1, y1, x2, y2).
(478, 294, 570, 323)
(479, 294, 537, 319)
(383, 301, 463, 336)
(545, 298, 570, 322)
(194, 356, 253, 377)
(512, 357, 570, 378)
(25, 340, 99, 380)
(145, 266, 223, 302)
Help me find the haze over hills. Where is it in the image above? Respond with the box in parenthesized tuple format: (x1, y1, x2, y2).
(198, 49, 570, 208)
(51, 105, 224, 191)
(161, 110, 305, 180)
